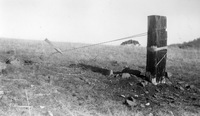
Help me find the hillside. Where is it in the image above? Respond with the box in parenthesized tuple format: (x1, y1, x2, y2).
(170, 37, 200, 49)
(0, 38, 200, 116)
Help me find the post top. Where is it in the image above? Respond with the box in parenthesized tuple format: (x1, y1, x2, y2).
(148, 15, 166, 18)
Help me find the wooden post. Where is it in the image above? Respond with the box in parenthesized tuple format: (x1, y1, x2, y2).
(146, 15, 167, 85)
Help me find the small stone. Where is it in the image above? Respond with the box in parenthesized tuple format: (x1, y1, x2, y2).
(177, 81, 185, 85)
(126, 97, 137, 106)
(179, 86, 185, 91)
(190, 85, 195, 89)
(165, 78, 172, 85)
(147, 113, 153, 116)
(134, 94, 139, 97)
(107, 70, 113, 76)
(121, 73, 131, 79)
(145, 102, 150, 106)
(48, 111, 54, 116)
(141, 80, 148, 86)
(165, 72, 172, 78)
(185, 84, 195, 89)
(40, 106, 45, 109)
(140, 104, 145, 108)
(137, 81, 147, 87)
(145, 91, 149, 94)
(151, 78, 158, 85)
(120, 95, 126, 98)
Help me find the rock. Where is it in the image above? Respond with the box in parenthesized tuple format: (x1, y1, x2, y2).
(48, 111, 54, 116)
(185, 84, 195, 89)
(190, 85, 195, 89)
(125, 97, 137, 107)
(140, 104, 145, 108)
(134, 94, 139, 97)
(165, 78, 172, 85)
(121, 73, 131, 79)
(120, 95, 126, 98)
(40, 106, 45, 109)
(145, 91, 149, 94)
(179, 86, 185, 91)
(151, 78, 158, 85)
(147, 113, 153, 116)
(137, 80, 148, 87)
(107, 70, 113, 76)
(145, 102, 150, 106)
(165, 72, 172, 78)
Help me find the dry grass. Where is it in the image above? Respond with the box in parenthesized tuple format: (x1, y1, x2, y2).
(0, 38, 200, 116)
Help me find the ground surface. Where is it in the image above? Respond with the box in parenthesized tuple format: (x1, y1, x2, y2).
(0, 38, 200, 116)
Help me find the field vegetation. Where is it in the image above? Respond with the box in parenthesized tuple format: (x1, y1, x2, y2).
(0, 38, 200, 116)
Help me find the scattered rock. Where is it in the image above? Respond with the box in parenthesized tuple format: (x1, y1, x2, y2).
(120, 95, 126, 98)
(121, 73, 131, 79)
(48, 111, 54, 116)
(137, 80, 148, 87)
(179, 86, 185, 91)
(151, 78, 158, 85)
(122, 67, 141, 76)
(106, 70, 113, 76)
(177, 81, 185, 85)
(165, 72, 172, 78)
(189, 85, 195, 89)
(147, 113, 153, 116)
(145, 91, 149, 94)
(140, 104, 145, 108)
(125, 97, 137, 107)
(165, 78, 172, 85)
(40, 106, 45, 109)
(134, 94, 139, 97)
(145, 102, 150, 106)
(185, 84, 195, 89)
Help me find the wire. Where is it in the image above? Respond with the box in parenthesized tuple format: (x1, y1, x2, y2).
(51, 32, 147, 55)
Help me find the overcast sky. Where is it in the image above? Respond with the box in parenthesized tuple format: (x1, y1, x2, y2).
(0, 0, 200, 46)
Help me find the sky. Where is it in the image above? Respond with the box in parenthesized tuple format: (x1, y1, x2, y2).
(0, 0, 200, 46)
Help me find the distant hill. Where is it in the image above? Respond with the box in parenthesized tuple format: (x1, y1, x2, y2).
(170, 37, 200, 49)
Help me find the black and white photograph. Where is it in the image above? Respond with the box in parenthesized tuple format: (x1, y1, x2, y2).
(0, 0, 200, 115)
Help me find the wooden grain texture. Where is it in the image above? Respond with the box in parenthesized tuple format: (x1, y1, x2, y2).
(146, 15, 167, 84)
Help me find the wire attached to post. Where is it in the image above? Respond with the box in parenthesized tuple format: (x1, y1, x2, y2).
(49, 32, 147, 55)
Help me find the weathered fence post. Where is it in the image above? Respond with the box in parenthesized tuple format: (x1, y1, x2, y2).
(146, 15, 167, 85)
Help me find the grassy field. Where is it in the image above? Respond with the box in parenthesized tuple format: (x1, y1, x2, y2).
(0, 38, 200, 116)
